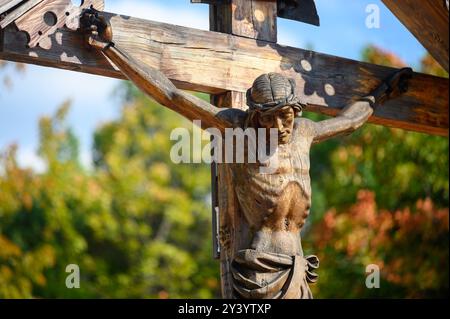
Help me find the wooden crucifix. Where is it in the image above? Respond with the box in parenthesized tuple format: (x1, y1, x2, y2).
(0, 0, 448, 299)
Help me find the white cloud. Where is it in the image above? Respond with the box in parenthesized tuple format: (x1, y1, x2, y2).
(80, 149, 93, 171)
(17, 147, 47, 173)
(14, 146, 93, 173)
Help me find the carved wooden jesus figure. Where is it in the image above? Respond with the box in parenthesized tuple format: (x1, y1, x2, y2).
(81, 11, 411, 299)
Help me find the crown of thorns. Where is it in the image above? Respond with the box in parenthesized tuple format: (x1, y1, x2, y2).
(246, 75, 305, 116)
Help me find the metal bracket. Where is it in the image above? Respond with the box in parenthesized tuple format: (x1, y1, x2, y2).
(211, 161, 220, 259)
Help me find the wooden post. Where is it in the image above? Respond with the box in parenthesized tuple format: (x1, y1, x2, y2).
(209, 0, 277, 42)
(207, 0, 278, 298)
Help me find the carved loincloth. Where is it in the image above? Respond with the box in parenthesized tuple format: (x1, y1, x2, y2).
(231, 249, 319, 299)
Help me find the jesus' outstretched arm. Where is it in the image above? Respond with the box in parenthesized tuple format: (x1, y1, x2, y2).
(311, 67, 412, 144)
(80, 10, 242, 133)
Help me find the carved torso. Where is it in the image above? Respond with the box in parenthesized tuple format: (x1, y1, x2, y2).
(228, 119, 314, 256)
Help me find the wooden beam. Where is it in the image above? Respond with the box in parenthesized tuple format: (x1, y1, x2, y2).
(382, 0, 449, 73)
(0, 0, 24, 15)
(0, 0, 43, 29)
(208, 0, 278, 299)
(208, 0, 277, 42)
(192, 0, 320, 27)
(277, 0, 320, 26)
(0, 11, 448, 136)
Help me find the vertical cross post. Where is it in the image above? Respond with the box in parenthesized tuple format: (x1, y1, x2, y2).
(206, 0, 278, 298)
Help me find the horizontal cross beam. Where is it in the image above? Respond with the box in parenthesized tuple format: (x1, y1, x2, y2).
(0, 11, 448, 136)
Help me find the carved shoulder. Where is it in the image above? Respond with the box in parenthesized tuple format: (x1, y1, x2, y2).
(294, 118, 317, 141)
(216, 108, 248, 129)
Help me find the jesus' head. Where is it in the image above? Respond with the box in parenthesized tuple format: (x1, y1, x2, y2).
(246, 73, 304, 144)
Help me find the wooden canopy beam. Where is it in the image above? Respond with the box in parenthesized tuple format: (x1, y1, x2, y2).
(0, 0, 24, 15)
(192, 0, 320, 27)
(0, 11, 448, 136)
(382, 0, 449, 73)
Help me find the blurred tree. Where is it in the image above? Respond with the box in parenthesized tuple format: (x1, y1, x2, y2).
(89, 84, 219, 298)
(0, 61, 25, 93)
(305, 46, 449, 298)
(0, 87, 220, 298)
(361, 45, 407, 68)
(311, 191, 448, 298)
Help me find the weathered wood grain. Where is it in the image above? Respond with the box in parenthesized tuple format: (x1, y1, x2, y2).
(208, 0, 277, 42)
(382, 0, 449, 72)
(208, 0, 274, 299)
(193, 0, 321, 26)
(0, 0, 43, 29)
(0, 0, 24, 15)
(13, 0, 103, 49)
(0, 11, 448, 135)
(277, 0, 320, 26)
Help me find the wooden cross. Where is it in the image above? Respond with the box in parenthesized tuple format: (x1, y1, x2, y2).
(0, 0, 448, 135)
(0, 0, 448, 298)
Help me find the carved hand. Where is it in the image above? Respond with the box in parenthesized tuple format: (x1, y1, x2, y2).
(80, 9, 113, 51)
(372, 67, 413, 105)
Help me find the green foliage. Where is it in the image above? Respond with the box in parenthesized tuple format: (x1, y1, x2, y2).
(305, 47, 449, 298)
(0, 86, 219, 298)
(310, 125, 449, 213)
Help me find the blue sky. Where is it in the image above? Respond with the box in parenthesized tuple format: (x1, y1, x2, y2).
(0, 0, 427, 171)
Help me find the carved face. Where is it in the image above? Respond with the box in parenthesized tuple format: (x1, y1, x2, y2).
(257, 106, 295, 144)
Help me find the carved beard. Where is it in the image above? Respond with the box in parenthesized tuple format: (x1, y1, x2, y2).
(243, 109, 298, 146)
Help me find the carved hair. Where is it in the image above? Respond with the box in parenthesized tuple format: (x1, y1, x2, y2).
(245, 73, 305, 128)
